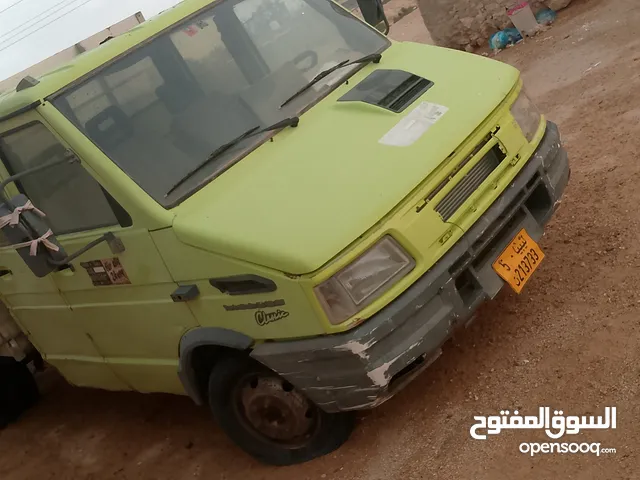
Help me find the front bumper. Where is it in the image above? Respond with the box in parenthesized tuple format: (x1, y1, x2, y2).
(252, 122, 569, 413)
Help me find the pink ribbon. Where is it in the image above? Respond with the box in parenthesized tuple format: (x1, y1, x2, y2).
(0, 200, 46, 229)
(12, 229, 60, 256)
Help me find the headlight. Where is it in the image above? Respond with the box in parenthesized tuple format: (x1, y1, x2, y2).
(314, 236, 415, 325)
(511, 90, 541, 142)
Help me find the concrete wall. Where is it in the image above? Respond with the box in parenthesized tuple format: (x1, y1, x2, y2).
(0, 12, 145, 93)
(417, 0, 572, 50)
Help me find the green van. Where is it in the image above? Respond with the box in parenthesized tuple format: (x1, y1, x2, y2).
(0, 0, 569, 465)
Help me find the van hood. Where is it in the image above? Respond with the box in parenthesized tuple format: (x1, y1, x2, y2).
(172, 42, 519, 274)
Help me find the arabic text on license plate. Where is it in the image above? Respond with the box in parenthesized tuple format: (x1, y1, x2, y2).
(492, 229, 545, 293)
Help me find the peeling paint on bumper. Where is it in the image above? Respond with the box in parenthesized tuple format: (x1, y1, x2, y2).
(251, 122, 569, 413)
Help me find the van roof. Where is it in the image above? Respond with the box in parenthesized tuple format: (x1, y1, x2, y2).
(0, 0, 212, 121)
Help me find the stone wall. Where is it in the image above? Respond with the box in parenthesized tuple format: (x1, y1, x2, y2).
(417, 0, 573, 50)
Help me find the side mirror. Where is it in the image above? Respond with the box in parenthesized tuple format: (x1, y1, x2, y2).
(356, 0, 390, 34)
(0, 194, 67, 277)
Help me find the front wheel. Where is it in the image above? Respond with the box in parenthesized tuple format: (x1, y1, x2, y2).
(208, 355, 355, 465)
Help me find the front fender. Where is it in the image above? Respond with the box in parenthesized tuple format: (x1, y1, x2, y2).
(178, 327, 254, 405)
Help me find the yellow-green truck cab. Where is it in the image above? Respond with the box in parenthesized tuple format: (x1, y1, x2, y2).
(0, 0, 569, 465)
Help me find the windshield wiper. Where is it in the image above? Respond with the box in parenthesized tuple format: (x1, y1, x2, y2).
(279, 53, 382, 109)
(165, 116, 300, 197)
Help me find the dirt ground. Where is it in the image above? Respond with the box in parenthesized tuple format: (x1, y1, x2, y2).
(2, 0, 640, 478)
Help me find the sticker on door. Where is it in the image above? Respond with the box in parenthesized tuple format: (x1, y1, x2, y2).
(80, 258, 131, 286)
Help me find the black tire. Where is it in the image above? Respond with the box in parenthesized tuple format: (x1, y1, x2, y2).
(208, 354, 355, 465)
(0, 357, 39, 429)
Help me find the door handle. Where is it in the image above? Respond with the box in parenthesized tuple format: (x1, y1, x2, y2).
(0, 269, 12, 281)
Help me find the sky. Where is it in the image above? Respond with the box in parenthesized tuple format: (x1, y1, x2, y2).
(0, 0, 184, 81)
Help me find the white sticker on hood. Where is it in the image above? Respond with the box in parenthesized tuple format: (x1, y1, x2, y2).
(379, 102, 449, 147)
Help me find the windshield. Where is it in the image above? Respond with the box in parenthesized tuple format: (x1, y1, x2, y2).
(53, 0, 389, 207)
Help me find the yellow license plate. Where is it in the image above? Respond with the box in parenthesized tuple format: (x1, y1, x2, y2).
(492, 229, 544, 293)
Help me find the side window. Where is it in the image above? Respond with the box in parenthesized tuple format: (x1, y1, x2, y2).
(0, 122, 121, 235)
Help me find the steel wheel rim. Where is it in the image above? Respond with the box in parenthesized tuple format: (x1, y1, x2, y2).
(232, 373, 320, 448)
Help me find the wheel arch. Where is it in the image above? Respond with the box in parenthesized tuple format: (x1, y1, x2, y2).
(178, 327, 254, 405)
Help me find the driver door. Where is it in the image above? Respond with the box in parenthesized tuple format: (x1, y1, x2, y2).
(0, 110, 198, 394)
(0, 110, 128, 390)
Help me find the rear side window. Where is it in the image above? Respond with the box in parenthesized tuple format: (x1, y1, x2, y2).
(0, 122, 120, 235)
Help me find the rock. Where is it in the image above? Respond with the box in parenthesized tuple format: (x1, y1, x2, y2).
(545, 0, 572, 10)
(417, 0, 573, 50)
(460, 16, 475, 28)
(529, 0, 547, 10)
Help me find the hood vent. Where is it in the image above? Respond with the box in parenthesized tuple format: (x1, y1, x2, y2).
(338, 69, 434, 113)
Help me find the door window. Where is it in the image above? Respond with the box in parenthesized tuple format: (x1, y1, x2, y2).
(0, 122, 120, 235)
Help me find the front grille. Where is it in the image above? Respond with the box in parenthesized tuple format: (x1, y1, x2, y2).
(435, 144, 506, 221)
(448, 172, 543, 279)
